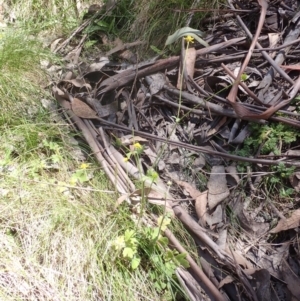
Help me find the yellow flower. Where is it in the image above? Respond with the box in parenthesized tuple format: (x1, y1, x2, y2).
(80, 163, 89, 169)
(123, 157, 129, 162)
(133, 142, 143, 150)
(184, 35, 194, 43)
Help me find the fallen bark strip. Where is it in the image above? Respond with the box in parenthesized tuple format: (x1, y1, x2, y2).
(164, 228, 227, 301)
(175, 268, 204, 301)
(55, 96, 128, 193)
(164, 85, 265, 123)
(90, 118, 300, 167)
(222, 63, 296, 120)
(97, 126, 136, 192)
(205, 90, 300, 118)
(171, 204, 226, 260)
(226, 0, 268, 108)
(98, 37, 246, 94)
(166, 85, 300, 128)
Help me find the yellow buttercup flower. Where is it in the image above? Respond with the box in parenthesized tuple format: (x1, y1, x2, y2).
(123, 157, 129, 162)
(80, 163, 89, 169)
(184, 35, 194, 43)
(133, 142, 142, 150)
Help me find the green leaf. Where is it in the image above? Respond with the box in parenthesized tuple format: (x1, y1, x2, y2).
(157, 215, 171, 231)
(95, 20, 110, 29)
(51, 154, 61, 163)
(158, 236, 169, 247)
(130, 237, 138, 245)
(75, 170, 89, 183)
(150, 228, 160, 240)
(175, 253, 190, 268)
(150, 45, 163, 55)
(164, 250, 175, 261)
(131, 257, 141, 270)
(150, 254, 160, 263)
(84, 40, 97, 49)
(158, 281, 167, 290)
(124, 229, 135, 241)
(123, 247, 134, 259)
(165, 261, 176, 276)
(165, 26, 208, 47)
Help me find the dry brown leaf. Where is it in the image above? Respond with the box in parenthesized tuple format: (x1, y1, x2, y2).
(177, 47, 196, 90)
(270, 209, 300, 233)
(87, 57, 109, 72)
(216, 228, 227, 250)
(207, 116, 227, 136)
(268, 32, 280, 58)
(114, 193, 130, 210)
(218, 275, 234, 288)
(185, 47, 196, 81)
(176, 181, 202, 199)
(289, 171, 300, 192)
(281, 65, 300, 70)
(194, 191, 208, 226)
(225, 165, 240, 186)
(119, 135, 148, 146)
(227, 247, 253, 269)
(114, 188, 152, 210)
(144, 147, 165, 171)
(282, 260, 300, 300)
(61, 78, 92, 90)
(206, 205, 223, 228)
(207, 165, 229, 209)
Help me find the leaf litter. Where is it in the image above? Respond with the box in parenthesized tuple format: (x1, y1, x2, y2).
(48, 1, 300, 300)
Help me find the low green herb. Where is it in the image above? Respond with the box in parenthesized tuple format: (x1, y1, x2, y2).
(241, 123, 299, 156)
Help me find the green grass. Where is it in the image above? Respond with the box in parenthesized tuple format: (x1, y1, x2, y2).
(80, 0, 221, 56)
(0, 107, 169, 300)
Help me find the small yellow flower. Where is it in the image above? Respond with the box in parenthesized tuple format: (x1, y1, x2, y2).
(133, 142, 142, 150)
(123, 157, 129, 162)
(80, 163, 89, 169)
(184, 35, 194, 43)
